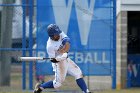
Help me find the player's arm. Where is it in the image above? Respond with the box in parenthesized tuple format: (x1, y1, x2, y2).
(58, 42, 70, 54)
(56, 37, 70, 61)
(58, 37, 70, 54)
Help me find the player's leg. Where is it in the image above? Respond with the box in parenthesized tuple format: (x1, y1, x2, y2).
(34, 61, 68, 93)
(34, 83, 43, 93)
(67, 58, 91, 93)
(34, 77, 54, 93)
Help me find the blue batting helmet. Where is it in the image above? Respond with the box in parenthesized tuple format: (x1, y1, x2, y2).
(47, 24, 62, 37)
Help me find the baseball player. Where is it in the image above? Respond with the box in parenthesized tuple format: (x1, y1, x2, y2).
(34, 24, 91, 93)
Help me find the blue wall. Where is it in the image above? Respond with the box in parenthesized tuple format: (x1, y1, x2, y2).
(36, 0, 114, 75)
(128, 55, 140, 87)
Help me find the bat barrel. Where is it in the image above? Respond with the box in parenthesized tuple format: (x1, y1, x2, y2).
(18, 57, 44, 61)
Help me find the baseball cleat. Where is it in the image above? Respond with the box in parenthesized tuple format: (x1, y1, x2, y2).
(33, 83, 42, 93)
(33, 89, 42, 93)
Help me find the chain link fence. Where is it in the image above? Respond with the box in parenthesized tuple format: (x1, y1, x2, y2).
(0, 1, 80, 92)
(0, 0, 117, 93)
(0, 0, 37, 92)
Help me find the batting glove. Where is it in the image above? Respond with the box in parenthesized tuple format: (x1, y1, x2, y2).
(50, 58, 59, 63)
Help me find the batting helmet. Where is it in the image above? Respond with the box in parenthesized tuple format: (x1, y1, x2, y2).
(47, 24, 62, 37)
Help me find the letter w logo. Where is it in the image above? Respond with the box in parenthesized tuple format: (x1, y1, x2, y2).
(52, 0, 95, 45)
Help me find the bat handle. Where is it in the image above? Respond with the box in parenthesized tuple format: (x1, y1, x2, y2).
(43, 58, 54, 60)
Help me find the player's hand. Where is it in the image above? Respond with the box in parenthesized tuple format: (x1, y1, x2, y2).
(56, 53, 68, 61)
(50, 58, 59, 63)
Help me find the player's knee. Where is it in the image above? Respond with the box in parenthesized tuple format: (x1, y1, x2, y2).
(53, 81, 62, 89)
(75, 73, 83, 79)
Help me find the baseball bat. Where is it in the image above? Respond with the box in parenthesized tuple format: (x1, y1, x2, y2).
(18, 57, 51, 62)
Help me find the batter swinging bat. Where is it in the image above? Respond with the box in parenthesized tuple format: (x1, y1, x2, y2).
(18, 57, 51, 62)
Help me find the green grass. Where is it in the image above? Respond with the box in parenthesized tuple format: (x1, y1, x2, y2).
(0, 65, 140, 93)
(0, 88, 140, 93)
(96, 88, 140, 93)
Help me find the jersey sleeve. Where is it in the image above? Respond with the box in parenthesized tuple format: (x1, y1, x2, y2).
(61, 32, 70, 45)
(62, 37, 70, 45)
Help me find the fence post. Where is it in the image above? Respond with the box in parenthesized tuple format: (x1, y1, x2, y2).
(0, 0, 14, 86)
(29, 0, 33, 90)
(22, 0, 26, 90)
(112, 0, 117, 89)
